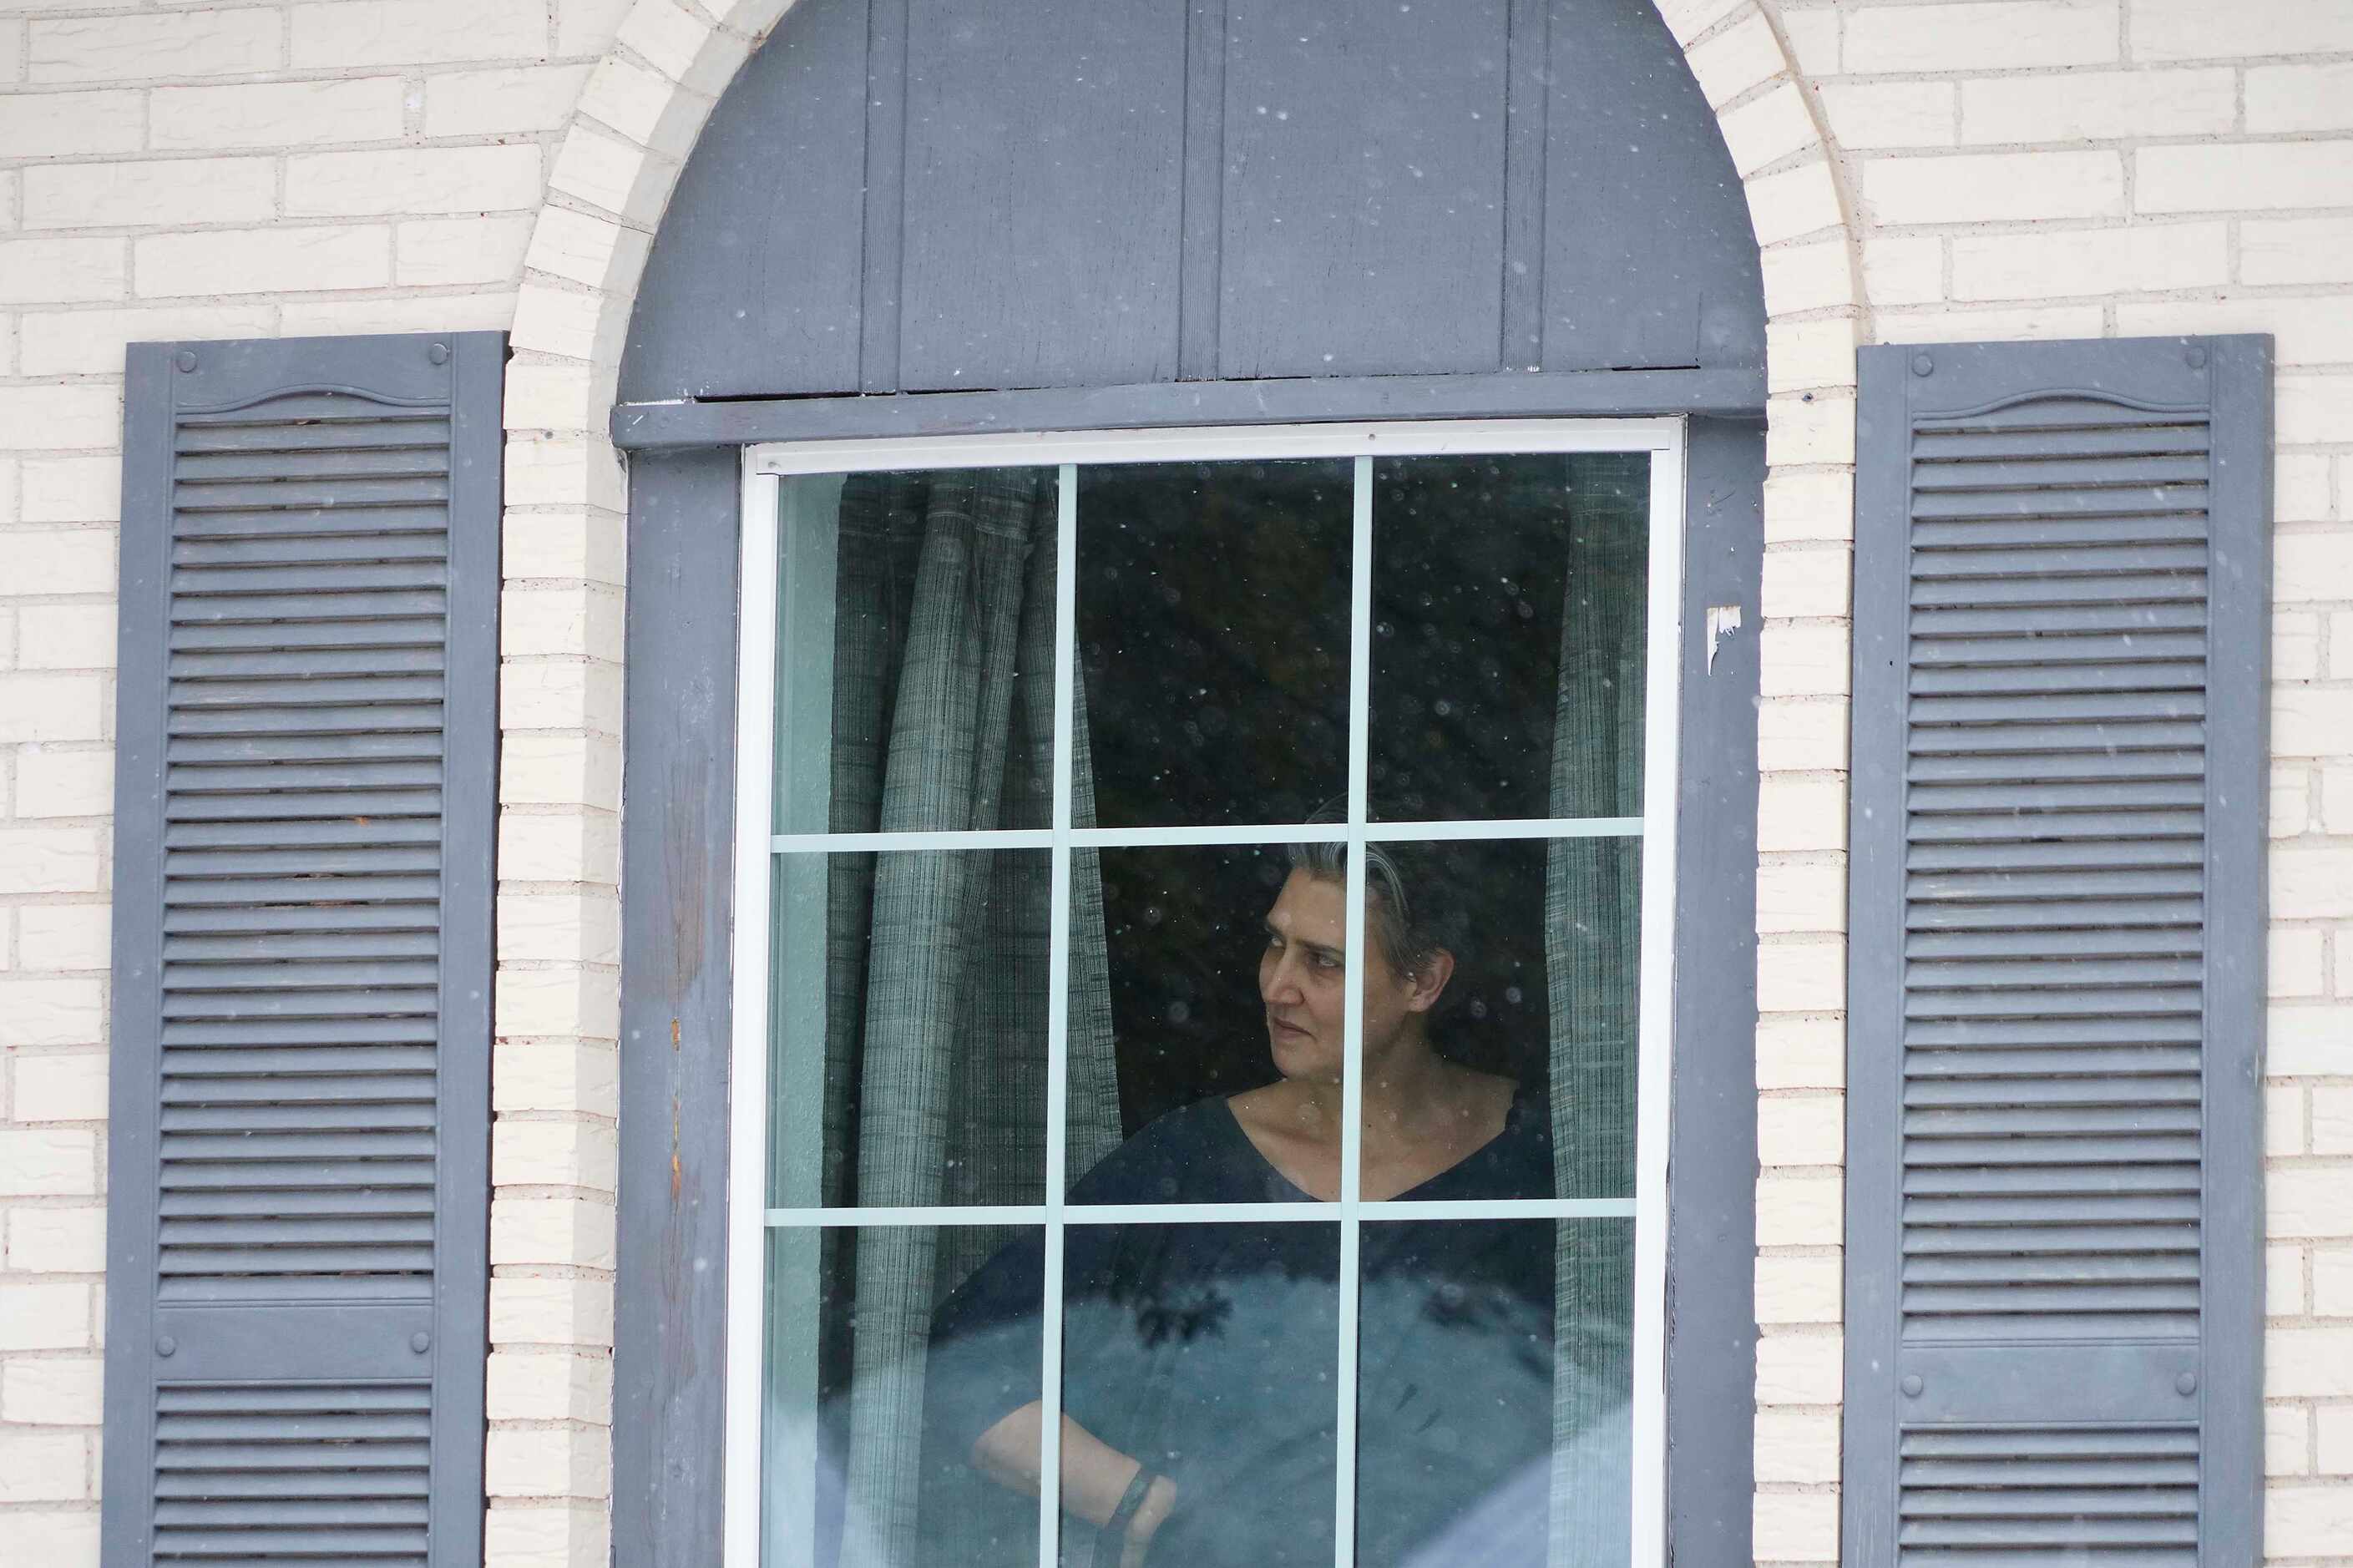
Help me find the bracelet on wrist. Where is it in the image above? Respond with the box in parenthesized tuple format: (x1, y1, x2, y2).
(1096, 1467, 1160, 1568)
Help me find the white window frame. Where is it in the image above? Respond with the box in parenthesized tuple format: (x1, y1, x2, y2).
(724, 419, 1687, 1567)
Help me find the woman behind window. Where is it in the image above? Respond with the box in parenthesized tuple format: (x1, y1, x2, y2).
(924, 840, 1556, 1567)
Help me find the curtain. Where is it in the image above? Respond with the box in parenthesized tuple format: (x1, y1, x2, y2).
(819, 469, 1121, 1566)
(1544, 457, 1650, 1566)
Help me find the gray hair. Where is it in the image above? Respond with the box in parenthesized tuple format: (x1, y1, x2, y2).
(1283, 838, 1434, 978)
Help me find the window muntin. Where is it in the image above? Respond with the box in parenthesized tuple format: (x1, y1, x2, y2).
(728, 422, 1683, 1567)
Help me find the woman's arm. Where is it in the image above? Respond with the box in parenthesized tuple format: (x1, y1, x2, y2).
(972, 1403, 1177, 1566)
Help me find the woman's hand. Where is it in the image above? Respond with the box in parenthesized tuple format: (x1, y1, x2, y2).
(1118, 1474, 1177, 1568)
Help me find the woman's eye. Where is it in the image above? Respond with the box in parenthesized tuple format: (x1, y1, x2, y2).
(1310, 952, 1340, 971)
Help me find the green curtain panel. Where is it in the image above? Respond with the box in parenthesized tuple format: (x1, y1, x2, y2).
(1544, 457, 1648, 1567)
(818, 469, 1119, 1565)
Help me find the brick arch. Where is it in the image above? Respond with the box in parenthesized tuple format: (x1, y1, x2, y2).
(489, 2, 1859, 1561)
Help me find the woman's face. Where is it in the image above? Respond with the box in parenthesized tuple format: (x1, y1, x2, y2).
(1257, 869, 1430, 1083)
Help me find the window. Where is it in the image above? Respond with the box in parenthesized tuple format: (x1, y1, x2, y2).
(726, 422, 1684, 1567)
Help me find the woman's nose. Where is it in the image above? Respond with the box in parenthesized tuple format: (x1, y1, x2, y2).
(1263, 952, 1304, 1002)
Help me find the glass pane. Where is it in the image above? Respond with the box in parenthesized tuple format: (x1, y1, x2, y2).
(1078, 460, 1353, 828)
(772, 467, 1061, 837)
(1333, 837, 1555, 1204)
(1353, 836, 1638, 1203)
(770, 850, 1050, 1210)
(1356, 1217, 1633, 1565)
(1071, 843, 1370, 1202)
(1369, 453, 1649, 822)
(764, 1223, 1045, 1568)
(1063, 1221, 1342, 1566)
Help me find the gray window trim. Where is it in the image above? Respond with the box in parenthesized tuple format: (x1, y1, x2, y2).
(610, 367, 1767, 453)
(612, 407, 1763, 1565)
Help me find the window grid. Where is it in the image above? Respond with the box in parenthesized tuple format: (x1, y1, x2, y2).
(726, 423, 1685, 1568)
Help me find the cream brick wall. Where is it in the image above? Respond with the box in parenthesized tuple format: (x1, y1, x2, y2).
(4, 0, 2350, 1563)
(1759, 0, 2353, 1562)
(0, 0, 640, 1558)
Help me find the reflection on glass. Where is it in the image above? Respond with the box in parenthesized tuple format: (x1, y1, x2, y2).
(1362, 1218, 1634, 1567)
(933, 1220, 1343, 1568)
(764, 1225, 1045, 1568)
(769, 851, 1050, 1210)
(1370, 453, 1649, 822)
(1065, 843, 1297, 1188)
(772, 468, 1061, 837)
(1079, 460, 1352, 828)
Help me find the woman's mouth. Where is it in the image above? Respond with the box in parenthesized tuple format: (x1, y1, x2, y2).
(1268, 1015, 1311, 1039)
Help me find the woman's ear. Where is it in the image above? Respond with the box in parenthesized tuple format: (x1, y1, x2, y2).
(1403, 948, 1455, 1014)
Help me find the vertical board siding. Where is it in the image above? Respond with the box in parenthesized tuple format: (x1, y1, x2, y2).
(612, 448, 744, 1568)
(625, 0, 872, 400)
(104, 331, 503, 1568)
(617, 0, 1764, 404)
(1844, 336, 2270, 1566)
(1541, 0, 1764, 372)
(897, 0, 1187, 391)
(1214, 0, 1510, 379)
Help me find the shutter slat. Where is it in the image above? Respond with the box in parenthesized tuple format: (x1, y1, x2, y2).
(172, 476, 451, 511)
(176, 416, 450, 453)
(174, 503, 453, 539)
(1912, 516, 2209, 549)
(106, 334, 498, 1568)
(174, 591, 446, 625)
(172, 619, 449, 654)
(172, 649, 448, 680)
(1845, 336, 2269, 1564)
(175, 448, 450, 483)
(1911, 423, 2210, 461)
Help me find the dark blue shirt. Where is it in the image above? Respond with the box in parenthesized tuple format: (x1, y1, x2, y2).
(926, 1089, 1556, 1567)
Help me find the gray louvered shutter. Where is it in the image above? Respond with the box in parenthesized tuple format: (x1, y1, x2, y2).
(1843, 335, 2271, 1565)
(101, 332, 503, 1567)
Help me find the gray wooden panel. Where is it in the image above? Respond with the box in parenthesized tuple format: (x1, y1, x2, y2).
(896, 0, 1187, 391)
(1843, 335, 2271, 1567)
(611, 365, 1767, 450)
(1664, 417, 1763, 1565)
(2199, 334, 2272, 1558)
(621, 0, 1766, 403)
(1215, 0, 1510, 379)
(1843, 345, 1910, 1568)
(612, 448, 742, 1568)
(619, 0, 869, 401)
(1542, 0, 1763, 372)
(102, 330, 501, 1568)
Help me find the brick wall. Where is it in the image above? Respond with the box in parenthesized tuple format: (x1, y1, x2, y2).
(1747, 0, 2353, 1561)
(3, 1, 2349, 1565)
(0, 0, 627, 1558)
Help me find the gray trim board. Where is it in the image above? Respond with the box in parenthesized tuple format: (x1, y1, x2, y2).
(1841, 344, 1910, 1568)
(610, 367, 1769, 453)
(611, 426, 1766, 1565)
(614, 447, 744, 1568)
(2199, 333, 2273, 1553)
(1664, 417, 1765, 1565)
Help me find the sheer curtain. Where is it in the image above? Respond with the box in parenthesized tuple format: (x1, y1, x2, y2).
(1544, 458, 1649, 1566)
(814, 469, 1121, 1565)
